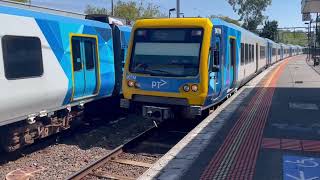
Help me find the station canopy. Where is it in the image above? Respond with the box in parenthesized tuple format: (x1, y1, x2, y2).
(302, 0, 320, 13)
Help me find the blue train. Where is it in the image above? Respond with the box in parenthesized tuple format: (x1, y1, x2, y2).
(0, 5, 131, 151)
(121, 18, 303, 122)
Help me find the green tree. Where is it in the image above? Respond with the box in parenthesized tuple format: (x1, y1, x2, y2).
(11, 0, 30, 3)
(260, 20, 278, 41)
(228, 0, 272, 31)
(84, 0, 163, 21)
(209, 15, 241, 26)
(113, 1, 140, 21)
(85, 5, 109, 15)
(140, 2, 163, 19)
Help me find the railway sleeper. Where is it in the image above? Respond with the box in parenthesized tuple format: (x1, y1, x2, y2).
(0, 109, 83, 152)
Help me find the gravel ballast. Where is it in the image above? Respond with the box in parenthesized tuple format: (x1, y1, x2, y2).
(0, 114, 153, 180)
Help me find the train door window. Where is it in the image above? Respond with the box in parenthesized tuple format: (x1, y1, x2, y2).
(214, 40, 220, 66)
(2, 35, 43, 80)
(245, 44, 249, 64)
(241, 43, 244, 65)
(71, 38, 82, 71)
(229, 38, 236, 68)
(249, 44, 252, 63)
(84, 39, 97, 70)
(256, 44, 259, 62)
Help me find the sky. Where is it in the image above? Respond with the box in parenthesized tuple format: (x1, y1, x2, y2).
(30, 0, 306, 28)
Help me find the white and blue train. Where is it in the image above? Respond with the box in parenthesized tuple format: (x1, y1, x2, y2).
(121, 18, 304, 122)
(0, 4, 131, 151)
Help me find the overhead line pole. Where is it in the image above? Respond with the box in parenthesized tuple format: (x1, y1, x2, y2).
(176, 0, 180, 18)
(111, 0, 114, 16)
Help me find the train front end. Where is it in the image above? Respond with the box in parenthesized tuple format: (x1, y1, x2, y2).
(121, 18, 213, 122)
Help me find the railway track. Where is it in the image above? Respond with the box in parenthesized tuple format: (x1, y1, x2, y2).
(67, 119, 200, 180)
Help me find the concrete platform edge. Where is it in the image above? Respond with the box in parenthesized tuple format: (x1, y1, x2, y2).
(138, 63, 281, 180)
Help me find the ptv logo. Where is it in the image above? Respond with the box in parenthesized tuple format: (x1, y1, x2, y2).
(152, 79, 167, 89)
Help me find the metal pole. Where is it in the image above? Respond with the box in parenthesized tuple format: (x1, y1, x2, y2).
(176, 0, 180, 18)
(316, 13, 318, 57)
(309, 21, 311, 61)
(111, 0, 114, 16)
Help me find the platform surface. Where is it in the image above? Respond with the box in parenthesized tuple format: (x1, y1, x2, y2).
(139, 55, 320, 180)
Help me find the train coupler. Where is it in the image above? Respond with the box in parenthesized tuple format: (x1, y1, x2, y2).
(142, 106, 174, 123)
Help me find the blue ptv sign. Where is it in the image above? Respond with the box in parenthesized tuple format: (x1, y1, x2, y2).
(283, 155, 320, 180)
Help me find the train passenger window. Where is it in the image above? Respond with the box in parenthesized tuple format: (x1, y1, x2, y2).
(241, 43, 244, 65)
(84, 39, 97, 70)
(260, 46, 266, 59)
(2, 35, 43, 79)
(71, 38, 82, 71)
(252, 45, 254, 62)
(245, 44, 249, 64)
(272, 48, 276, 56)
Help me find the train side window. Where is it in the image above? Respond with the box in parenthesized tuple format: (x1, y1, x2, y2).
(249, 44, 251, 63)
(251, 44, 254, 62)
(245, 44, 249, 64)
(2, 35, 43, 80)
(260, 46, 266, 59)
(241, 43, 244, 65)
(71, 38, 82, 71)
(84, 39, 97, 70)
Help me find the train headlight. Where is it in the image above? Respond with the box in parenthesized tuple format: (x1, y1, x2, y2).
(134, 82, 141, 88)
(183, 85, 190, 92)
(127, 80, 135, 87)
(191, 84, 198, 92)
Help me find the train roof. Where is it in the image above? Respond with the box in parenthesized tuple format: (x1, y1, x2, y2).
(0, 5, 110, 29)
(117, 25, 132, 32)
(211, 18, 265, 40)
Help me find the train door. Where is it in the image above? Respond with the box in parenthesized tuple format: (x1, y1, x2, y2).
(229, 37, 237, 87)
(256, 43, 259, 72)
(71, 36, 99, 100)
(209, 32, 222, 97)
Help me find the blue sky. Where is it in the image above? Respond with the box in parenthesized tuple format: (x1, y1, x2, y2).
(31, 0, 305, 28)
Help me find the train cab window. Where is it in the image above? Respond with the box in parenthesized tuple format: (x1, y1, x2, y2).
(71, 38, 82, 71)
(241, 43, 244, 65)
(245, 44, 249, 64)
(2, 35, 43, 79)
(84, 39, 97, 70)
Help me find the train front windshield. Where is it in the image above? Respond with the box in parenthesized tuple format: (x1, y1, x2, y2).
(129, 28, 203, 77)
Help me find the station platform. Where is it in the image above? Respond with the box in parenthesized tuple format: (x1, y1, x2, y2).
(139, 55, 320, 180)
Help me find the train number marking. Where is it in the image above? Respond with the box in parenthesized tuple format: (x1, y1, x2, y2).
(152, 80, 167, 89)
(126, 74, 136, 80)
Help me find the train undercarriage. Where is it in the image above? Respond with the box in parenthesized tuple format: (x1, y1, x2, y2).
(0, 107, 83, 152)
